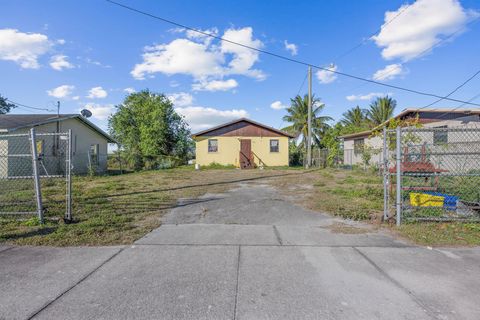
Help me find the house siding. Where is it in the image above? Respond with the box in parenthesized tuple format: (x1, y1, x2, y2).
(342, 116, 480, 166)
(0, 118, 109, 176)
(195, 136, 289, 167)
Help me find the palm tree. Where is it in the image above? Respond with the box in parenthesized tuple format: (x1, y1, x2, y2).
(341, 106, 369, 128)
(282, 94, 333, 149)
(367, 96, 396, 125)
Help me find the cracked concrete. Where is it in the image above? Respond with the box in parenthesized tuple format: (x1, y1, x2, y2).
(1, 181, 479, 319)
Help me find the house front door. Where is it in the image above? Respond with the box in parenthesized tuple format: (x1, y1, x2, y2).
(239, 139, 253, 169)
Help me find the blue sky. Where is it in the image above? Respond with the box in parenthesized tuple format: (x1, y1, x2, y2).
(1, 0, 480, 133)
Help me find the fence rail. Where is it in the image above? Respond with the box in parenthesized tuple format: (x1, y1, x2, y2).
(384, 126, 480, 224)
(0, 129, 72, 223)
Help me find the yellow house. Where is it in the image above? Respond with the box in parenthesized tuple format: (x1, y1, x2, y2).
(192, 118, 295, 169)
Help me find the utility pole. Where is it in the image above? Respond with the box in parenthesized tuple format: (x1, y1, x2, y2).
(306, 66, 312, 168)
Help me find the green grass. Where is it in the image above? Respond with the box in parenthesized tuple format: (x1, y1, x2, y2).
(0, 168, 299, 246)
(304, 168, 480, 246)
(398, 222, 480, 246)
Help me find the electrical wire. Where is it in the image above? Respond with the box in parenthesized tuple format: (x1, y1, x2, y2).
(330, 3, 412, 63)
(6, 99, 55, 112)
(105, 0, 480, 107)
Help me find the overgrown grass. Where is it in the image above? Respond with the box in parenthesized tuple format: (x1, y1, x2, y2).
(398, 222, 480, 246)
(0, 168, 298, 246)
(270, 167, 480, 246)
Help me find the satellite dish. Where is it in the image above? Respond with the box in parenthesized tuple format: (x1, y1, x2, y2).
(80, 109, 92, 118)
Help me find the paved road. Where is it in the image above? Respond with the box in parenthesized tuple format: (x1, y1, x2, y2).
(1, 182, 480, 319)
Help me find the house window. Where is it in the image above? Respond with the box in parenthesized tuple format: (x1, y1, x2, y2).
(208, 139, 218, 152)
(90, 144, 99, 164)
(270, 139, 279, 152)
(433, 126, 448, 145)
(354, 138, 364, 155)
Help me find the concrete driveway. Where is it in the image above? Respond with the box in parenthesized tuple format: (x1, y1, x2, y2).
(1, 181, 480, 319)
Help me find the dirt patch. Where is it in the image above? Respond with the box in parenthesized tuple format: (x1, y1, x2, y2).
(322, 222, 371, 234)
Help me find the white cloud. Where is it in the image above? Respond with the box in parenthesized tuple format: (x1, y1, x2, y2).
(56, 39, 66, 45)
(47, 85, 75, 98)
(131, 26, 265, 86)
(0, 28, 51, 68)
(316, 64, 338, 84)
(131, 38, 223, 80)
(372, 63, 405, 81)
(49, 54, 74, 71)
(176, 106, 249, 132)
(72, 96, 80, 100)
(87, 86, 108, 99)
(167, 92, 194, 107)
(221, 27, 265, 80)
(284, 40, 298, 56)
(346, 92, 393, 101)
(124, 87, 136, 94)
(270, 101, 288, 110)
(192, 78, 238, 91)
(373, 0, 478, 61)
(185, 28, 219, 45)
(82, 103, 115, 120)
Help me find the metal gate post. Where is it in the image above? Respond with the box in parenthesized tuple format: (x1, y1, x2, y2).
(30, 128, 43, 223)
(65, 129, 72, 222)
(383, 127, 388, 221)
(395, 126, 402, 226)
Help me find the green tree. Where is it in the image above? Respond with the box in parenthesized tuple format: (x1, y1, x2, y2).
(109, 90, 191, 170)
(0, 95, 16, 114)
(367, 96, 396, 125)
(282, 94, 333, 150)
(341, 105, 370, 129)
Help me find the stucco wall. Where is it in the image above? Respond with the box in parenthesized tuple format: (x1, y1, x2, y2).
(195, 136, 289, 167)
(2, 118, 109, 176)
(343, 118, 480, 166)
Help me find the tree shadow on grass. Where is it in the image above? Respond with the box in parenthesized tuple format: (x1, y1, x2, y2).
(0, 226, 57, 242)
(82, 171, 310, 202)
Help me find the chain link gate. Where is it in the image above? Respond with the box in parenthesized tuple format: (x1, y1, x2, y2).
(383, 126, 480, 224)
(0, 128, 72, 223)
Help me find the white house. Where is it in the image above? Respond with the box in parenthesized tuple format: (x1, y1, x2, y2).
(0, 114, 115, 177)
(339, 108, 480, 166)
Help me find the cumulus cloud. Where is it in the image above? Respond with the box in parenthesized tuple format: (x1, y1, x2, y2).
(270, 101, 288, 110)
(131, 39, 223, 80)
(167, 92, 194, 107)
(49, 54, 74, 71)
(373, 0, 478, 61)
(221, 27, 265, 80)
(346, 92, 393, 101)
(372, 64, 405, 81)
(124, 87, 136, 94)
(0, 28, 51, 68)
(192, 79, 238, 91)
(131, 26, 265, 88)
(185, 28, 219, 45)
(82, 103, 115, 120)
(176, 106, 249, 132)
(284, 40, 298, 56)
(87, 86, 108, 99)
(47, 85, 74, 98)
(316, 64, 338, 84)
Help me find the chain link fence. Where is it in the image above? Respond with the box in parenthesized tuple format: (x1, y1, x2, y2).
(0, 129, 72, 223)
(384, 126, 480, 224)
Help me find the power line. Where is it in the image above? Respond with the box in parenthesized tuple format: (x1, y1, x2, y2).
(6, 99, 55, 112)
(105, 0, 480, 107)
(331, 3, 412, 63)
(340, 15, 480, 98)
(420, 69, 480, 109)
